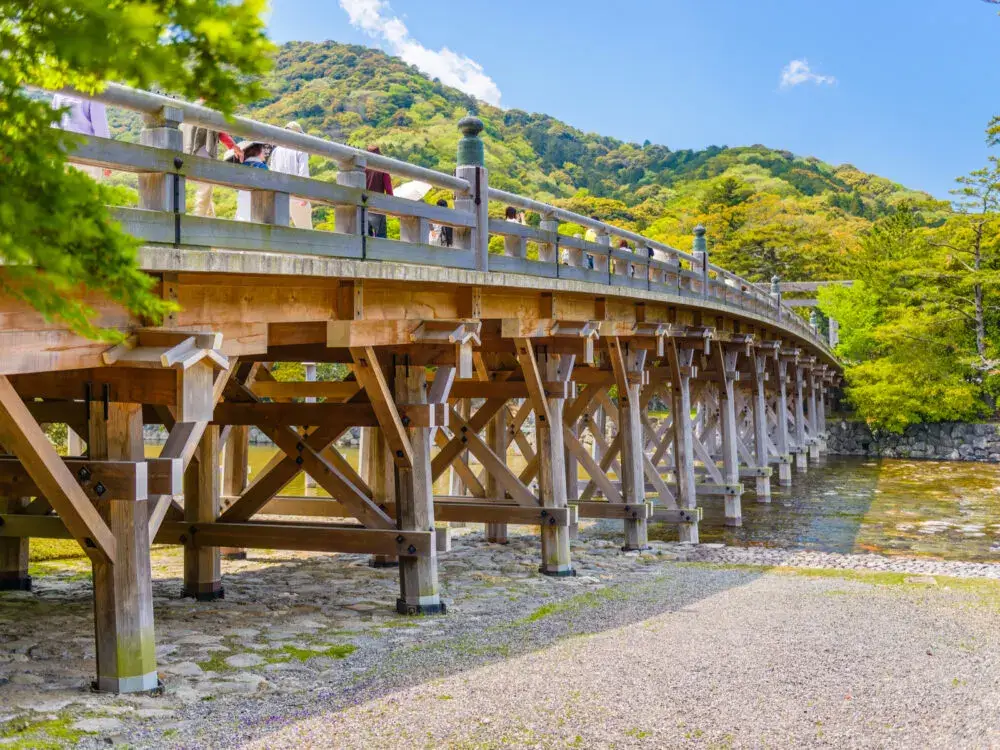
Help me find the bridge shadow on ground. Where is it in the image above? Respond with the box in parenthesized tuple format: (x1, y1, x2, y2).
(0, 529, 769, 748)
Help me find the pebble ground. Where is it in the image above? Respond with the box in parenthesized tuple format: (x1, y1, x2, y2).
(2, 524, 1000, 748)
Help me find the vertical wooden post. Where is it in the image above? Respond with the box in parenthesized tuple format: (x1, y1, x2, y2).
(449, 399, 470, 525)
(335, 156, 367, 235)
(485, 406, 509, 544)
(617, 345, 649, 550)
(221, 425, 249, 560)
(691, 225, 709, 297)
(0, 496, 30, 590)
(303, 362, 318, 490)
(774, 357, 792, 486)
(394, 364, 443, 614)
(717, 348, 742, 527)
(367, 427, 398, 568)
(67, 427, 85, 457)
(138, 106, 185, 213)
(454, 115, 489, 271)
(537, 351, 574, 576)
(793, 365, 808, 473)
(564, 408, 580, 541)
(538, 214, 559, 262)
(183, 425, 223, 600)
(89, 401, 157, 693)
(752, 352, 772, 503)
(669, 341, 699, 543)
(807, 371, 821, 461)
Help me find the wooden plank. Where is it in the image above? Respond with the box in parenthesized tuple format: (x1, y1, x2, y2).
(160, 521, 433, 556)
(514, 338, 552, 427)
(350, 347, 413, 468)
(649, 507, 703, 524)
(449, 407, 539, 507)
(0, 456, 148, 502)
(0, 376, 114, 562)
(250, 381, 362, 400)
(574, 501, 652, 521)
(212, 402, 378, 427)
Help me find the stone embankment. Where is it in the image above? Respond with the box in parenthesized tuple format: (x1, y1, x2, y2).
(827, 420, 1000, 462)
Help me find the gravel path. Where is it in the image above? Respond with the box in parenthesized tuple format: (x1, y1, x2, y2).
(238, 564, 1000, 749)
(4, 529, 1000, 748)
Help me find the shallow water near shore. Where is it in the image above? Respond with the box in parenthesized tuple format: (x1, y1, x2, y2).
(679, 456, 1000, 561)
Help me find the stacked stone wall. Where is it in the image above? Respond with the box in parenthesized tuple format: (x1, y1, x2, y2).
(826, 420, 1000, 462)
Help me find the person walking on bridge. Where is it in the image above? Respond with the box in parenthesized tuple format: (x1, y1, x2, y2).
(181, 106, 243, 217)
(51, 94, 111, 179)
(365, 145, 393, 238)
(270, 121, 312, 229)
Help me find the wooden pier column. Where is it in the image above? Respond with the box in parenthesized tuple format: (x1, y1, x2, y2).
(183, 425, 223, 600)
(89, 401, 158, 693)
(752, 352, 772, 503)
(807, 371, 822, 461)
(793, 365, 808, 473)
(485, 405, 509, 544)
(610, 339, 649, 549)
(0, 496, 30, 590)
(221, 425, 249, 560)
(774, 357, 793, 486)
(449, 399, 470, 527)
(536, 351, 574, 576)
(668, 341, 699, 543)
(564, 409, 581, 542)
(394, 364, 442, 614)
(367, 427, 398, 567)
(717, 361, 743, 527)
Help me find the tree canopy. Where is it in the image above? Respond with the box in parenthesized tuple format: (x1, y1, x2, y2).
(1, 0, 273, 338)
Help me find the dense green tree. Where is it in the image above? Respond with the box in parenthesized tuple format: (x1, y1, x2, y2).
(2, 0, 273, 338)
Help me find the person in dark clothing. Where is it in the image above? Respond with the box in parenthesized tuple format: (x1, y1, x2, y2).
(365, 145, 393, 238)
(431, 199, 454, 247)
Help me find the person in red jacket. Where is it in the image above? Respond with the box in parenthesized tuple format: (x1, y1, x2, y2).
(365, 145, 393, 238)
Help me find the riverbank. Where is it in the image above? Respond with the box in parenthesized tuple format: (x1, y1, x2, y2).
(2, 525, 1000, 748)
(827, 419, 1000, 462)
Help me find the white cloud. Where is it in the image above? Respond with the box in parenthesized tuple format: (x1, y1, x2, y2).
(780, 59, 836, 89)
(339, 0, 502, 106)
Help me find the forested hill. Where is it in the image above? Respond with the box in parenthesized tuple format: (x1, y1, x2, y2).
(129, 40, 939, 282)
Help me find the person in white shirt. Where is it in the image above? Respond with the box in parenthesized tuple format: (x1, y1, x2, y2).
(51, 94, 111, 179)
(269, 122, 312, 229)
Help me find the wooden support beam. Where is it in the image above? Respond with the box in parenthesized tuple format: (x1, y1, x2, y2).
(649, 507, 703, 525)
(667, 340, 699, 543)
(393, 363, 443, 614)
(0, 456, 148, 502)
(213, 401, 379, 427)
(485, 404, 509, 544)
(574, 501, 652, 521)
(607, 337, 649, 549)
(535, 351, 574, 576)
(162, 522, 434, 557)
(712, 344, 743, 527)
(89, 400, 157, 694)
(448, 408, 539, 507)
(0, 376, 115, 562)
(351, 347, 413, 468)
(183, 425, 223, 600)
(0, 496, 30, 590)
(250, 380, 362, 401)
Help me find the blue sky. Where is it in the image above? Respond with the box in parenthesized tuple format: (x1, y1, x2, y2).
(267, 0, 1000, 199)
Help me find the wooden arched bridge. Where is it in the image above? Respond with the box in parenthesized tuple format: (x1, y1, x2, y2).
(0, 85, 839, 694)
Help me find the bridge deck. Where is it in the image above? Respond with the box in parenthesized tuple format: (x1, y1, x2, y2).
(0, 85, 840, 693)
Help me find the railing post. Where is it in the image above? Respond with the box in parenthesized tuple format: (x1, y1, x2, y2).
(538, 214, 559, 263)
(138, 106, 185, 213)
(828, 317, 840, 348)
(770, 275, 782, 319)
(692, 224, 708, 297)
(595, 230, 610, 273)
(454, 115, 489, 271)
(335, 156, 367, 236)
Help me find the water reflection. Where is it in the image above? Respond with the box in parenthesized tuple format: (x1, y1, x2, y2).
(672, 457, 1000, 561)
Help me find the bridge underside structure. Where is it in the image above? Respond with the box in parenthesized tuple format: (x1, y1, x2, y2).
(0, 86, 839, 693)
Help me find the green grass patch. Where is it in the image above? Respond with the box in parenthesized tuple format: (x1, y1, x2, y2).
(29, 538, 87, 562)
(269, 643, 356, 663)
(0, 715, 87, 749)
(511, 585, 629, 626)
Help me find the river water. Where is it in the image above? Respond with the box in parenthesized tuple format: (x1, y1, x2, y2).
(185, 446, 1000, 563)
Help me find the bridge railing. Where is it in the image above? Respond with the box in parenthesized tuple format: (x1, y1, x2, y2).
(50, 83, 828, 351)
